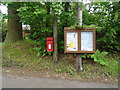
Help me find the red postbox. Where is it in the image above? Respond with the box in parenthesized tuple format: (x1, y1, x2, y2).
(46, 37, 53, 52)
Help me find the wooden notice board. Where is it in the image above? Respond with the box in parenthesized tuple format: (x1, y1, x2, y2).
(64, 27, 96, 53)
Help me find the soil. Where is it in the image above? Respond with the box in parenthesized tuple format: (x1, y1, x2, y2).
(2, 66, 118, 85)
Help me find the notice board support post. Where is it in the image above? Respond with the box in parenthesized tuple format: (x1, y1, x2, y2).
(76, 54, 82, 71)
(76, 1, 83, 71)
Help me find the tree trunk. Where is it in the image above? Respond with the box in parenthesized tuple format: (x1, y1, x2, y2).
(5, 3, 22, 42)
(46, 3, 50, 28)
(65, 2, 70, 12)
(77, 3, 82, 26)
(64, 2, 70, 27)
(76, 2, 83, 71)
(53, 17, 58, 63)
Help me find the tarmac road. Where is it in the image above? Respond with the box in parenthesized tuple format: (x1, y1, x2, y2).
(2, 74, 118, 88)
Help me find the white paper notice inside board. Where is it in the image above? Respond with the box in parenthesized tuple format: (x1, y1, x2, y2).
(66, 32, 78, 51)
(81, 31, 93, 51)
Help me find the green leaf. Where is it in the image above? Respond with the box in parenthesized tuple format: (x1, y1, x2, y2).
(92, 49, 108, 66)
(102, 52, 108, 55)
(37, 53, 40, 57)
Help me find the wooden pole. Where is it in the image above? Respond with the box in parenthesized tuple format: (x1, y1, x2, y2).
(53, 17, 58, 63)
(76, 2, 83, 71)
(76, 54, 83, 71)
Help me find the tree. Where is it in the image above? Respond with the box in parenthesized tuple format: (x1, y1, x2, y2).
(5, 3, 22, 42)
(51, 3, 63, 63)
(83, 2, 120, 52)
(15, 2, 119, 55)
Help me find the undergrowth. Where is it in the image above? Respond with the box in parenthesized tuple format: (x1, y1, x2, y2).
(2, 39, 119, 81)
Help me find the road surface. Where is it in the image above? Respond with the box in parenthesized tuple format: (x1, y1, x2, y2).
(2, 74, 118, 88)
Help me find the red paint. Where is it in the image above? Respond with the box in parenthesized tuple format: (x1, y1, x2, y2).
(46, 37, 53, 52)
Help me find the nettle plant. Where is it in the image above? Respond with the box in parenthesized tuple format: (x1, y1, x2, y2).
(82, 50, 108, 66)
(91, 50, 108, 66)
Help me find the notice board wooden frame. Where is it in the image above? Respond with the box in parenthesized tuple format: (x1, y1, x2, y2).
(64, 27, 96, 53)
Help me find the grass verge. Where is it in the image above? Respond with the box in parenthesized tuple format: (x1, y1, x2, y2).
(2, 39, 119, 84)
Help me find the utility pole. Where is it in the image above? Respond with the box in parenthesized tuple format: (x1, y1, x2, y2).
(76, 1, 83, 71)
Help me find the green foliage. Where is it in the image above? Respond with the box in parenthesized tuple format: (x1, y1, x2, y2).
(2, 58, 12, 67)
(0, 9, 7, 42)
(17, 2, 78, 55)
(32, 43, 47, 57)
(50, 2, 63, 17)
(66, 66, 76, 75)
(0, 30, 7, 42)
(82, 54, 87, 58)
(83, 2, 120, 52)
(2, 40, 119, 81)
(55, 68, 62, 73)
(70, 24, 96, 29)
(91, 50, 108, 66)
(3, 2, 119, 53)
(36, 67, 43, 71)
(104, 56, 118, 77)
(0, 11, 7, 31)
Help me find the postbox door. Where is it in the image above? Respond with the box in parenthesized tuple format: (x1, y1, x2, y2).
(46, 37, 53, 52)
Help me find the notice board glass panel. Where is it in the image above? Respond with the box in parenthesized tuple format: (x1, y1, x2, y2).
(81, 31, 93, 51)
(66, 32, 78, 51)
